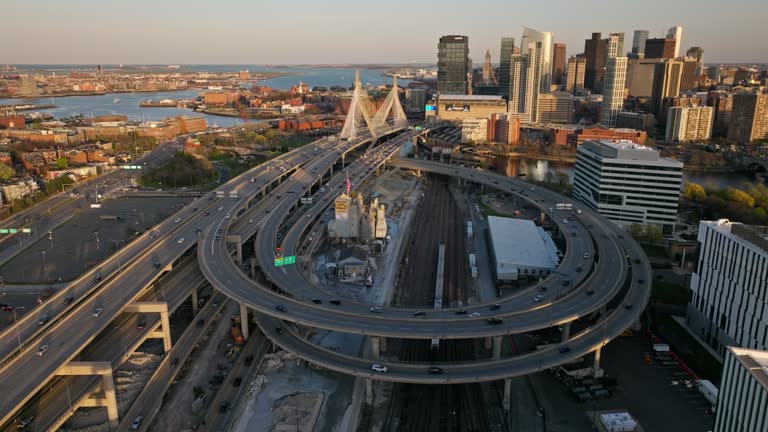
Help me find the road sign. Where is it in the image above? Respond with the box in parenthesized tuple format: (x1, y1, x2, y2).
(300, 197, 314, 204)
(274, 255, 296, 267)
(274, 257, 285, 267)
(8, 229, 17, 234)
(21, 228, 31, 234)
(0, 229, 8, 234)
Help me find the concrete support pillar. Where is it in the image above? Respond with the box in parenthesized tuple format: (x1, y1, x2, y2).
(250, 258, 258, 280)
(159, 307, 172, 352)
(191, 287, 199, 315)
(234, 242, 243, 265)
(102, 371, 119, 429)
(371, 336, 381, 359)
(493, 336, 502, 360)
(341, 154, 345, 169)
(562, 323, 571, 342)
(330, 165, 333, 177)
(379, 336, 387, 353)
(240, 302, 250, 341)
(593, 346, 603, 377)
(484, 336, 493, 351)
(502, 379, 512, 411)
(366, 378, 374, 404)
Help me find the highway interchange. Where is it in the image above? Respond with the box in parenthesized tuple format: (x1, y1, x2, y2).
(0, 124, 651, 429)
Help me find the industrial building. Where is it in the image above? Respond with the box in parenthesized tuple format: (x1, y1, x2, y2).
(572, 139, 683, 234)
(486, 216, 559, 284)
(686, 220, 768, 357)
(714, 347, 768, 432)
(327, 193, 387, 246)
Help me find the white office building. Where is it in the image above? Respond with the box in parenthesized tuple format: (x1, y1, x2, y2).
(686, 220, 768, 357)
(600, 35, 628, 127)
(665, 105, 713, 142)
(714, 347, 768, 432)
(572, 139, 683, 234)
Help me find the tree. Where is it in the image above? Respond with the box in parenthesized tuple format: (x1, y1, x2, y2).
(554, 171, 570, 186)
(645, 225, 663, 246)
(0, 164, 14, 181)
(253, 134, 267, 147)
(681, 182, 706, 201)
(264, 129, 279, 144)
(725, 188, 755, 207)
(55, 157, 69, 170)
(627, 224, 645, 241)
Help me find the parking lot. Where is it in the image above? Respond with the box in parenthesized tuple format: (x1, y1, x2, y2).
(536, 334, 715, 432)
(0, 196, 191, 284)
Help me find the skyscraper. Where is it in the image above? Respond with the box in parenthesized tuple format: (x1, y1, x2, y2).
(584, 32, 607, 91)
(600, 35, 628, 127)
(482, 50, 495, 85)
(565, 56, 586, 93)
(686, 47, 704, 75)
(507, 42, 540, 122)
(607, 32, 625, 59)
(437, 35, 470, 95)
(521, 27, 554, 92)
(645, 38, 676, 59)
(498, 37, 515, 99)
(728, 91, 768, 144)
(552, 43, 566, 86)
(666, 26, 683, 58)
(631, 30, 649, 57)
(665, 106, 713, 142)
(652, 59, 683, 114)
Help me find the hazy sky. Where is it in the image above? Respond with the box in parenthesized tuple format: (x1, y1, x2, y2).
(2, 0, 766, 65)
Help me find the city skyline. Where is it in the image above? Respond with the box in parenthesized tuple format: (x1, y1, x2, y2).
(1, 0, 766, 65)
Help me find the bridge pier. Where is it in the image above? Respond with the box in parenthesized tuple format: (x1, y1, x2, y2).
(484, 336, 492, 351)
(371, 336, 381, 359)
(561, 323, 571, 342)
(503, 379, 512, 411)
(366, 379, 374, 404)
(240, 303, 250, 340)
(493, 336, 502, 360)
(125, 302, 172, 352)
(379, 336, 387, 353)
(592, 347, 604, 377)
(191, 287, 199, 315)
(55, 362, 119, 429)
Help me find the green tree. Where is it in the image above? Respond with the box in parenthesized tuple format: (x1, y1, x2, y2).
(55, 157, 69, 170)
(264, 128, 279, 144)
(627, 224, 645, 241)
(253, 134, 267, 147)
(645, 225, 663, 246)
(682, 182, 707, 201)
(0, 164, 14, 181)
(725, 188, 755, 207)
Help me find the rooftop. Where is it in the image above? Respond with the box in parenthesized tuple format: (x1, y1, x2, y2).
(728, 347, 768, 391)
(438, 94, 504, 101)
(487, 216, 558, 272)
(597, 140, 654, 151)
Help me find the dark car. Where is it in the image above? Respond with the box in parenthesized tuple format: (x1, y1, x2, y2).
(428, 367, 444, 375)
(245, 355, 255, 366)
(203, 211, 210, 216)
(311, 298, 322, 304)
(576, 267, 583, 273)
(233, 377, 242, 387)
(196, 319, 204, 328)
(275, 327, 284, 335)
(63, 296, 74, 305)
(585, 289, 595, 296)
(137, 319, 146, 330)
(413, 311, 426, 317)
(561, 280, 570, 287)
(637, 279, 644, 284)
(489, 304, 501, 311)
(455, 309, 467, 315)
(94, 276, 102, 282)
(559, 346, 571, 354)
(219, 401, 230, 413)
(625, 304, 633, 310)
(275, 305, 287, 312)
(538, 286, 547, 292)
(487, 317, 504, 324)
(329, 299, 341, 305)
(153, 262, 161, 269)
(634, 259, 641, 264)
(170, 357, 179, 368)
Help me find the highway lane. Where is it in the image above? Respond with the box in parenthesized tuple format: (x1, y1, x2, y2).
(0, 135, 354, 427)
(1, 257, 206, 432)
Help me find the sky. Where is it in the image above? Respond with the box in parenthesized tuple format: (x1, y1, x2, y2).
(1, 0, 766, 65)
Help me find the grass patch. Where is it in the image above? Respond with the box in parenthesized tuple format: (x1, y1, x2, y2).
(139, 152, 216, 189)
(652, 280, 690, 306)
(278, 134, 314, 150)
(477, 199, 508, 218)
(652, 311, 722, 383)
(214, 155, 267, 179)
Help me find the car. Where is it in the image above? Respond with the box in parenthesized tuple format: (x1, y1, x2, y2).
(561, 280, 570, 287)
(196, 319, 204, 328)
(275, 327, 284, 335)
(170, 357, 179, 368)
(369, 307, 383, 313)
(214, 235, 221, 241)
(371, 364, 388, 373)
(93, 307, 103, 317)
(63, 296, 74, 305)
(634, 259, 641, 264)
(177, 237, 185, 244)
(468, 312, 481, 318)
(576, 267, 583, 273)
(618, 234, 625, 239)
(16, 417, 34, 429)
(245, 355, 254, 366)
(38, 314, 49, 325)
(583, 253, 590, 259)
(637, 279, 644, 284)
(306, 214, 311, 218)
(455, 309, 467, 315)
(329, 299, 341, 305)
(275, 305, 287, 312)
(225, 213, 231, 219)
(153, 262, 162, 269)
(571, 232, 577, 237)
(217, 206, 224, 211)
(250, 177, 256, 183)
(137, 319, 146, 330)
(233, 377, 242, 387)
(538, 286, 547, 292)
(625, 304, 633, 310)
(149, 232, 156, 239)
(94, 276, 102, 282)
(219, 401, 230, 413)
(217, 228, 224, 234)
(487, 317, 504, 324)
(563, 219, 569, 223)
(195, 227, 203, 233)
(312, 298, 322, 304)
(559, 347, 571, 354)
(585, 289, 595, 296)
(428, 367, 444, 375)
(173, 217, 181, 223)
(603, 234, 610, 239)
(533, 295, 544, 302)
(248, 219, 254, 223)
(489, 303, 501, 311)
(37, 345, 49, 356)
(130, 416, 143, 430)
(413, 311, 426, 317)
(203, 211, 210, 216)
(192, 207, 198, 212)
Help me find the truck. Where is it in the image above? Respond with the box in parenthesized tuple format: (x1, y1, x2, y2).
(99, 215, 120, 221)
(653, 343, 670, 352)
(466, 221, 474, 239)
(697, 380, 718, 411)
(468, 254, 476, 268)
(90, 203, 102, 209)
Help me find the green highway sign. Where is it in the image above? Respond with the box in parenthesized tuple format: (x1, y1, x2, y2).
(9, 229, 17, 234)
(21, 228, 31, 233)
(0, 229, 8, 234)
(274, 255, 296, 267)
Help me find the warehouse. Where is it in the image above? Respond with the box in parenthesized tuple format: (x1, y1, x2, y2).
(487, 216, 559, 284)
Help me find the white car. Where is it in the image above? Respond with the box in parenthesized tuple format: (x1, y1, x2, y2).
(468, 312, 481, 318)
(248, 219, 254, 223)
(217, 206, 224, 211)
(177, 237, 185, 244)
(533, 295, 544, 302)
(93, 307, 103, 317)
(173, 217, 181, 223)
(37, 345, 49, 356)
(371, 364, 388, 373)
(225, 214, 231, 219)
(583, 253, 590, 259)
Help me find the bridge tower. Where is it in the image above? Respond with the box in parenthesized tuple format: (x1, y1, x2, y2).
(370, 75, 408, 135)
(340, 70, 376, 140)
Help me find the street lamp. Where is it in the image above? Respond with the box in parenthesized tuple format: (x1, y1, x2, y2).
(94, 231, 100, 250)
(12, 307, 25, 353)
(111, 240, 125, 272)
(41, 250, 47, 272)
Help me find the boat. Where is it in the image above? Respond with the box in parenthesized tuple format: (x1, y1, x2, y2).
(113, 98, 120, 104)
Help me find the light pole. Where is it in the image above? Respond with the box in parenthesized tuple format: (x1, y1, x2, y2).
(41, 250, 47, 272)
(12, 307, 24, 353)
(48, 230, 53, 249)
(111, 240, 124, 272)
(94, 231, 100, 250)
